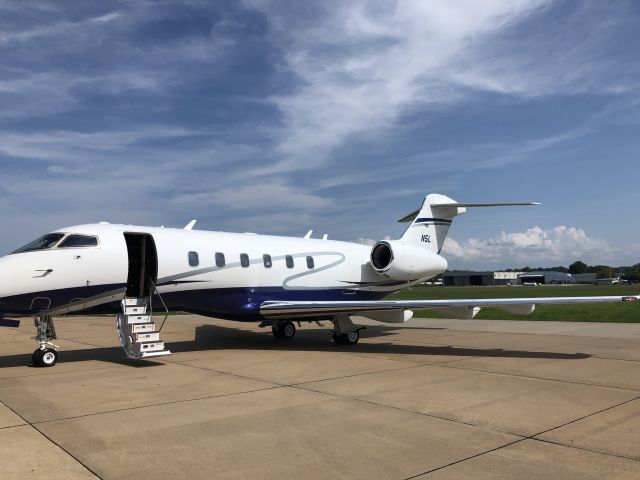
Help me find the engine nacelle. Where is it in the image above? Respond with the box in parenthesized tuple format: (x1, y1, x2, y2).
(370, 240, 447, 281)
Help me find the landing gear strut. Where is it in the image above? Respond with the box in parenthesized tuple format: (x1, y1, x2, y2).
(272, 320, 296, 340)
(332, 315, 364, 346)
(31, 314, 59, 367)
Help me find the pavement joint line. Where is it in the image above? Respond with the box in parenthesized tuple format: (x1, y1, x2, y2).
(590, 355, 640, 364)
(0, 422, 27, 431)
(0, 400, 104, 480)
(169, 356, 423, 386)
(288, 383, 527, 438)
(166, 351, 640, 436)
(531, 437, 640, 463)
(0, 365, 127, 381)
(404, 437, 528, 479)
(167, 359, 529, 437)
(166, 358, 290, 384)
(402, 396, 640, 478)
(416, 359, 640, 393)
(529, 395, 640, 438)
(30, 385, 284, 426)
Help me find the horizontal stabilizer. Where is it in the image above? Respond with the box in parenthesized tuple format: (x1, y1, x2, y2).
(431, 202, 540, 207)
(398, 201, 540, 222)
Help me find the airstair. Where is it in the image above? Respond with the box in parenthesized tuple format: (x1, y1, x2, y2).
(116, 296, 171, 359)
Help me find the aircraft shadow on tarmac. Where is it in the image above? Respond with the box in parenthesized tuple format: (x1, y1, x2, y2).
(0, 323, 590, 369)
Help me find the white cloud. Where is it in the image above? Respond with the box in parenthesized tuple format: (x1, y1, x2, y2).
(0, 11, 122, 46)
(243, 0, 553, 175)
(241, 0, 637, 177)
(171, 182, 333, 212)
(357, 236, 391, 246)
(441, 225, 616, 268)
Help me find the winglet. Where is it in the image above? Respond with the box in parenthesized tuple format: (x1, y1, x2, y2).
(304, 230, 313, 239)
(184, 219, 197, 230)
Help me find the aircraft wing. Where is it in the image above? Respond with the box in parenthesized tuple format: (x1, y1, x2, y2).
(260, 294, 640, 319)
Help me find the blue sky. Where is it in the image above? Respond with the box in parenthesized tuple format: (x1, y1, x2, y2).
(1, 0, 639, 269)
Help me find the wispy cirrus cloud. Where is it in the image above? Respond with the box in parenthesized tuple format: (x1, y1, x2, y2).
(244, 0, 637, 177)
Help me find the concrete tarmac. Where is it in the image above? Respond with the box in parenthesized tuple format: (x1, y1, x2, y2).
(1, 314, 639, 479)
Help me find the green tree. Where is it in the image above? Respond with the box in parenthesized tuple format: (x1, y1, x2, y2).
(569, 260, 587, 274)
(589, 265, 614, 279)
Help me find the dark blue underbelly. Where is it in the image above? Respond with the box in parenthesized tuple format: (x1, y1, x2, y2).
(0, 285, 388, 320)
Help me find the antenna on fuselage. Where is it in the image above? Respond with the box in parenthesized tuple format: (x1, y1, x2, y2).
(184, 219, 197, 230)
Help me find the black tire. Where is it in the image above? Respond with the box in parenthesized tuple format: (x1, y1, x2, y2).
(31, 349, 42, 367)
(333, 330, 359, 346)
(343, 330, 360, 345)
(39, 348, 57, 367)
(272, 320, 296, 340)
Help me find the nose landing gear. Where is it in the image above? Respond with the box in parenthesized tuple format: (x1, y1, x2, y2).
(31, 314, 59, 367)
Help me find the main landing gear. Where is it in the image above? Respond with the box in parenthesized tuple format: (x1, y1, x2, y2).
(266, 316, 365, 345)
(31, 314, 59, 367)
(272, 320, 296, 340)
(332, 315, 365, 346)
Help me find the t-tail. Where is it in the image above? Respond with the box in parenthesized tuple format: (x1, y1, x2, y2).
(399, 193, 540, 253)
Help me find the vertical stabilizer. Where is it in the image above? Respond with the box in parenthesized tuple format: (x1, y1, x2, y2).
(399, 194, 465, 253)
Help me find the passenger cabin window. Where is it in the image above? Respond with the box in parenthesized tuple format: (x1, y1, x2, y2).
(285, 255, 294, 269)
(240, 253, 250, 268)
(188, 251, 199, 267)
(215, 252, 225, 267)
(12, 233, 65, 253)
(58, 234, 98, 248)
(263, 254, 272, 268)
(306, 256, 314, 269)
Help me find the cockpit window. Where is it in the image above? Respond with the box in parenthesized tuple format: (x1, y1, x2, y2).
(58, 234, 99, 248)
(12, 233, 65, 253)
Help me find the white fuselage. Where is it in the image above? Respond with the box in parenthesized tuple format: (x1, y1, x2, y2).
(0, 223, 447, 320)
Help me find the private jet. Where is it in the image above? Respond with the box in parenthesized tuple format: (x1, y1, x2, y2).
(1, 193, 637, 367)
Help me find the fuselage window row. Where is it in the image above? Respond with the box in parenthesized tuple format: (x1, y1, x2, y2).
(188, 252, 314, 269)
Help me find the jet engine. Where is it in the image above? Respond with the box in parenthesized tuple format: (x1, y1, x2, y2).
(369, 240, 447, 281)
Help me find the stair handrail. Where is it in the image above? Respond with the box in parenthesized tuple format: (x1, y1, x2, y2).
(146, 275, 170, 332)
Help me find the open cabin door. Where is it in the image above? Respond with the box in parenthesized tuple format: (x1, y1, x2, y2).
(124, 233, 158, 298)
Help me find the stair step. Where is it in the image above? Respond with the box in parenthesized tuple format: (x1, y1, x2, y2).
(127, 315, 152, 324)
(124, 298, 148, 307)
(130, 323, 155, 333)
(141, 350, 172, 358)
(125, 305, 147, 315)
(133, 341, 165, 354)
(135, 332, 160, 342)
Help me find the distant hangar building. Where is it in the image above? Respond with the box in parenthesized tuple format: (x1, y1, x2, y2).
(443, 271, 524, 286)
(518, 271, 573, 285)
(443, 270, 599, 286)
